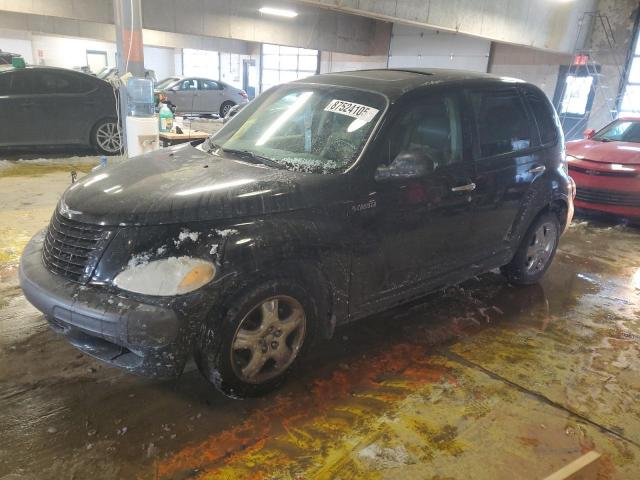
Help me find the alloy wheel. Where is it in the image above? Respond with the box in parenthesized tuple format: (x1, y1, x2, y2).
(96, 122, 122, 154)
(230, 295, 306, 384)
(525, 221, 558, 275)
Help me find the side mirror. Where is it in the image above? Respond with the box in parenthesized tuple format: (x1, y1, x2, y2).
(375, 151, 434, 181)
(584, 128, 596, 139)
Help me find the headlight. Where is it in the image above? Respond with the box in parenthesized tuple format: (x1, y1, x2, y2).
(113, 257, 215, 296)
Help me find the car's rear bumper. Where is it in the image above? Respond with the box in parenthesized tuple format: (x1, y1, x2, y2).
(19, 231, 194, 378)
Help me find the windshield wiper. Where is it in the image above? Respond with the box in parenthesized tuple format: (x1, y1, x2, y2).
(222, 148, 285, 169)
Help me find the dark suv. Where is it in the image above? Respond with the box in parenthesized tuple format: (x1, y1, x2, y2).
(20, 69, 575, 397)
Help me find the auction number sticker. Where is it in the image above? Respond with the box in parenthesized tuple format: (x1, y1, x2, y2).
(324, 100, 379, 123)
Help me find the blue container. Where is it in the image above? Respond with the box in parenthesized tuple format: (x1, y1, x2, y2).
(127, 77, 154, 117)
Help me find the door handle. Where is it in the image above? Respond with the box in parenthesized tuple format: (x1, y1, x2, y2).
(528, 165, 546, 174)
(451, 182, 476, 192)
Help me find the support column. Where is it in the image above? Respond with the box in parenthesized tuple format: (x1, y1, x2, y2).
(113, 0, 145, 78)
(114, 0, 148, 157)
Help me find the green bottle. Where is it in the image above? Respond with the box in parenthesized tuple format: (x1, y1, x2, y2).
(159, 104, 174, 133)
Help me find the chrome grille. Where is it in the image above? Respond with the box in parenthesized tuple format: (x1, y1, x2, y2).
(575, 187, 640, 208)
(42, 211, 110, 283)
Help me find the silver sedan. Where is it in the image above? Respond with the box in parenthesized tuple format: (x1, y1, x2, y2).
(156, 76, 249, 117)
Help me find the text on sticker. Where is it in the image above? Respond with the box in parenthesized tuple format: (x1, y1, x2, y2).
(324, 100, 379, 123)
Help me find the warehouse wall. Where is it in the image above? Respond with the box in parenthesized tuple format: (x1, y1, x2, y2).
(488, 43, 571, 100)
(319, 51, 387, 73)
(586, 0, 639, 130)
(0, 0, 392, 57)
(31, 34, 117, 69)
(143, 46, 176, 80)
(300, 0, 598, 54)
(0, 28, 33, 63)
(388, 24, 490, 72)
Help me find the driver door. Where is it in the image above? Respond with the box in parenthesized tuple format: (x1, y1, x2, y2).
(349, 92, 478, 314)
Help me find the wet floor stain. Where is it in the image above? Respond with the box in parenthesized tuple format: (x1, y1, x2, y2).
(1, 160, 640, 479)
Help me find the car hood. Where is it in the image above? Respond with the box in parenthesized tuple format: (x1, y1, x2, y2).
(61, 144, 347, 226)
(566, 139, 640, 165)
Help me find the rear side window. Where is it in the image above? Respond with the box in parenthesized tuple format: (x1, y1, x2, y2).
(200, 80, 222, 90)
(470, 89, 532, 158)
(34, 71, 94, 94)
(0, 71, 35, 95)
(523, 87, 558, 145)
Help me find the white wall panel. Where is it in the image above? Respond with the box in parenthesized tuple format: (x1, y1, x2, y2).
(388, 24, 490, 73)
(31, 34, 117, 70)
(143, 45, 175, 80)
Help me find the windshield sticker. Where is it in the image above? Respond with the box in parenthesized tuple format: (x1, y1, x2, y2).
(324, 100, 379, 123)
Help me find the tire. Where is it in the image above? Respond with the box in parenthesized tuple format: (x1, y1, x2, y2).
(501, 212, 561, 285)
(92, 118, 123, 155)
(195, 279, 317, 398)
(220, 101, 235, 118)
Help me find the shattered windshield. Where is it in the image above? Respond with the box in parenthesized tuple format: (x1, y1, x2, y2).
(210, 85, 386, 173)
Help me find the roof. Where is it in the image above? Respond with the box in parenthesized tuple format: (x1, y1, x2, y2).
(295, 68, 523, 101)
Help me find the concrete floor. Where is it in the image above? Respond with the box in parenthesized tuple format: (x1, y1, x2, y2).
(1, 156, 640, 480)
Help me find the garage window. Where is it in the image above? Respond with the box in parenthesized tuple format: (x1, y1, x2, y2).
(261, 44, 318, 92)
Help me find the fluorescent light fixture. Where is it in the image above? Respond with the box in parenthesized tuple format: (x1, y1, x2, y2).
(259, 7, 298, 18)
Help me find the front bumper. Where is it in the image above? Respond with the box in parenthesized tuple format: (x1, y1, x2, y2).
(19, 231, 195, 378)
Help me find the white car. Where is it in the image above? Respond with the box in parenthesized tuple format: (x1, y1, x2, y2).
(156, 76, 249, 117)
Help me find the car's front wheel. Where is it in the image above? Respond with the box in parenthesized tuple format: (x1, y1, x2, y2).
(501, 211, 560, 285)
(92, 118, 123, 155)
(195, 279, 315, 398)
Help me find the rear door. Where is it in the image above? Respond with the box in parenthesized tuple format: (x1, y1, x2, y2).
(30, 70, 99, 145)
(467, 86, 549, 264)
(198, 79, 224, 113)
(0, 70, 38, 146)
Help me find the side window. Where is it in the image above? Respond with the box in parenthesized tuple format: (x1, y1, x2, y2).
(471, 90, 532, 157)
(523, 87, 558, 145)
(0, 72, 15, 95)
(200, 80, 222, 90)
(0, 71, 34, 95)
(178, 79, 198, 91)
(385, 95, 463, 169)
(34, 72, 94, 94)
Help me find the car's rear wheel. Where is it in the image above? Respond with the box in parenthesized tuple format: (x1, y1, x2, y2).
(195, 279, 316, 398)
(501, 212, 560, 285)
(92, 118, 123, 155)
(220, 101, 235, 118)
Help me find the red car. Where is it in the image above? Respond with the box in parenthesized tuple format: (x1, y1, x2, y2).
(566, 117, 640, 220)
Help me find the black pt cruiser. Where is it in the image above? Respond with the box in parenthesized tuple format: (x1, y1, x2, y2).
(20, 69, 575, 397)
